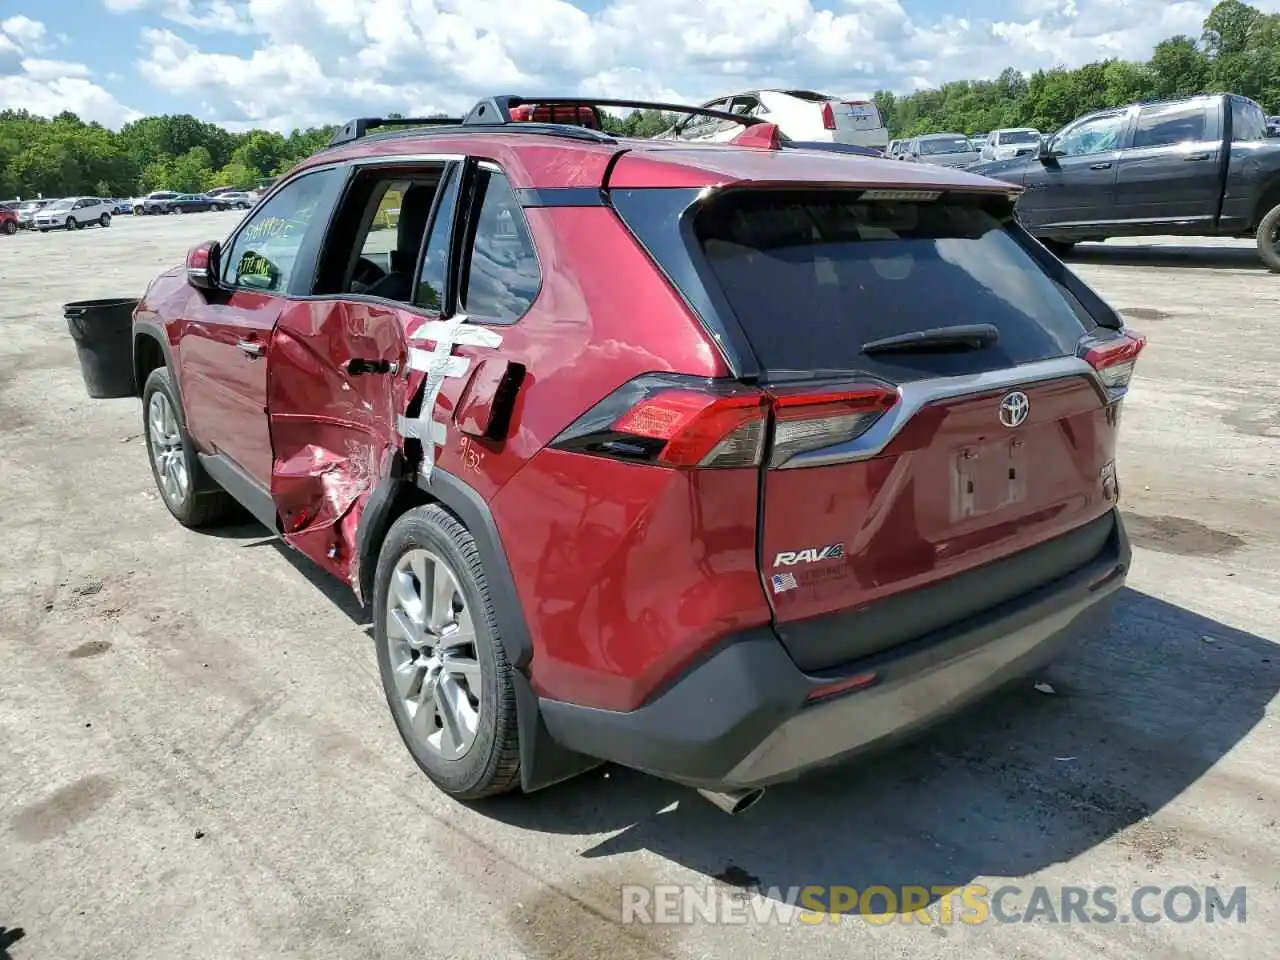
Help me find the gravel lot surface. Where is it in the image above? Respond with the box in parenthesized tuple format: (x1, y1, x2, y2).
(1, 212, 1277, 959)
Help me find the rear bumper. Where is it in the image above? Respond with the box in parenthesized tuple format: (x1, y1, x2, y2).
(540, 509, 1129, 790)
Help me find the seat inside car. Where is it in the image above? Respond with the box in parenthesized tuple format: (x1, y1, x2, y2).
(362, 182, 439, 302)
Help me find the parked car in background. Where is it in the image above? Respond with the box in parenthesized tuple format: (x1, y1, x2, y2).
(111, 198, 134, 215)
(901, 133, 981, 168)
(968, 93, 1280, 270)
(979, 128, 1043, 162)
(655, 89, 890, 150)
(129, 94, 1140, 814)
(136, 191, 180, 214)
(15, 199, 50, 228)
(212, 191, 255, 210)
(0, 206, 17, 235)
(1267, 115, 1279, 136)
(167, 194, 221, 213)
(32, 197, 113, 231)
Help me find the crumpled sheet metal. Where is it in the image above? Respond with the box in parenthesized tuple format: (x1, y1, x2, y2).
(397, 313, 504, 480)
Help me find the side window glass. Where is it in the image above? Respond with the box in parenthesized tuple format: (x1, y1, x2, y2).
(460, 168, 540, 323)
(1231, 99, 1266, 142)
(221, 169, 337, 293)
(1055, 115, 1126, 157)
(415, 168, 460, 313)
(1132, 105, 1208, 149)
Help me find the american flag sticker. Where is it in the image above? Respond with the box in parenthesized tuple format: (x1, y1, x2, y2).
(771, 572, 798, 594)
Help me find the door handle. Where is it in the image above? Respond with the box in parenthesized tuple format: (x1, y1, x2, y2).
(1089, 162, 1113, 169)
(237, 339, 264, 358)
(345, 358, 396, 375)
(1183, 153, 1210, 161)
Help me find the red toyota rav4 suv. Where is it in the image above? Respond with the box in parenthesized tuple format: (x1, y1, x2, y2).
(131, 97, 1142, 815)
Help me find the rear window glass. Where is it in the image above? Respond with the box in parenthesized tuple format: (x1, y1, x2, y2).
(846, 103, 882, 129)
(693, 190, 1096, 379)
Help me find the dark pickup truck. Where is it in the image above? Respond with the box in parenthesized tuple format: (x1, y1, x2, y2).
(968, 93, 1280, 271)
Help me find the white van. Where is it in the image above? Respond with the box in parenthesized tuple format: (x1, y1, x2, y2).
(655, 89, 890, 151)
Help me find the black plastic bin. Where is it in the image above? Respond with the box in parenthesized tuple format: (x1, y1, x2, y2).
(64, 298, 139, 399)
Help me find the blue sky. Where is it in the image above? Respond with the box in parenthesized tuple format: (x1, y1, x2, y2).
(0, 0, 1268, 131)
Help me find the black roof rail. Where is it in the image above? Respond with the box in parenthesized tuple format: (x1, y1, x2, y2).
(329, 116, 463, 147)
(461, 95, 768, 130)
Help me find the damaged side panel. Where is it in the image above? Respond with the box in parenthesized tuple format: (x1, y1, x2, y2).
(267, 296, 521, 604)
(266, 299, 412, 592)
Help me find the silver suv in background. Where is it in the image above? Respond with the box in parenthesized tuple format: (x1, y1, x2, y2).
(979, 128, 1044, 161)
(901, 133, 981, 168)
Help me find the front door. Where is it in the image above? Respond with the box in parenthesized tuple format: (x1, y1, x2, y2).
(1018, 110, 1129, 232)
(179, 291, 283, 484)
(180, 166, 344, 486)
(266, 161, 458, 585)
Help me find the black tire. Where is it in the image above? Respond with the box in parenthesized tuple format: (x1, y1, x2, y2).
(141, 367, 234, 528)
(173, 206, 184, 215)
(1, 220, 15, 235)
(99, 213, 111, 227)
(373, 504, 521, 800)
(1256, 202, 1280, 273)
(65, 217, 76, 231)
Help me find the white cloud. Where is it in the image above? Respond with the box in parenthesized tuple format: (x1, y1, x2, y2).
(21, 58, 94, 81)
(0, 15, 48, 50)
(104, 0, 254, 32)
(0, 16, 140, 126)
(113, 0, 1280, 131)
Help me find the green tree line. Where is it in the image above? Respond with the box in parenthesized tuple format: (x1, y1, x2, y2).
(873, 1, 1279, 137)
(0, 110, 337, 200)
(2, 0, 1275, 201)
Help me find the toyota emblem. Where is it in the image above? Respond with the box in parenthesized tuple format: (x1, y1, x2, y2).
(999, 391, 1030, 428)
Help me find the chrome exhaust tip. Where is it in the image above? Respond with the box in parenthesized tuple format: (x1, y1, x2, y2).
(696, 787, 765, 815)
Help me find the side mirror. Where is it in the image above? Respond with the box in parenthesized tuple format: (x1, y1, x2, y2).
(186, 241, 221, 290)
(1039, 138, 1063, 162)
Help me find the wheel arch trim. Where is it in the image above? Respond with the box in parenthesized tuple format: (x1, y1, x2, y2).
(132, 321, 178, 404)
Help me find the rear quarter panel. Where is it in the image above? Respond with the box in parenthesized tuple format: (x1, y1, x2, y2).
(442, 205, 765, 711)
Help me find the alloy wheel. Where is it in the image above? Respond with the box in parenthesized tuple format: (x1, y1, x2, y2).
(147, 391, 189, 508)
(385, 548, 483, 761)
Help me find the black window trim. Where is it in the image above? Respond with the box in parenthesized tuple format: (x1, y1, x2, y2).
(452, 158, 545, 327)
(410, 162, 463, 315)
(221, 155, 471, 314)
(335, 161, 451, 298)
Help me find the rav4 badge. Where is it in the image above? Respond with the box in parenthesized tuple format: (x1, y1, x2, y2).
(773, 544, 845, 567)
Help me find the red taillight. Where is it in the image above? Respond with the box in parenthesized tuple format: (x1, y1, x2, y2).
(767, 386, 898, 469)
(613, 390, 767, 467)
(509, 104, 599, 128)
(550, 375, 768, 469)
(550, 375, 898, 471)
(821, 101, 837, 130)
(1083, 331, 1146, 392)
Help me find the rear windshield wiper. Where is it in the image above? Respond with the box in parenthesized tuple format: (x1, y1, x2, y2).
(861, 323, 999, 355)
